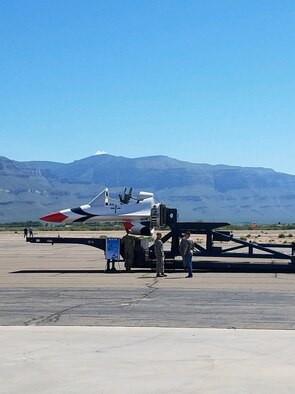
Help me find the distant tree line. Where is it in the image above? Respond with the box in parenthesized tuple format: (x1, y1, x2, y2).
(0, 221, 125, 231)
(1, 222, 295, 232)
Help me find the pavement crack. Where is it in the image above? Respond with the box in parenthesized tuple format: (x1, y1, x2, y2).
(121, 278, 159, 307)
(23, 303, 87, 326)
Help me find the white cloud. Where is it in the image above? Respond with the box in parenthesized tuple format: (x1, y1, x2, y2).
(95, 150, 107, 155)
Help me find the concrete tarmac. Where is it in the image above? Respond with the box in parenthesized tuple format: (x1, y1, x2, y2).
(1, 326, 295, 394)
(1, 231, 295, 392)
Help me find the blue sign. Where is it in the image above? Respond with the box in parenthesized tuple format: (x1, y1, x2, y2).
(105, 238, 120, 260)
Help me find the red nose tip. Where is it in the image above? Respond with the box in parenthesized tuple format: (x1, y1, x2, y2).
(39, 211, 68, 223)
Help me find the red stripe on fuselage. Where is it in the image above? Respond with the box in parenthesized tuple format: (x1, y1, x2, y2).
(39, 212, 68, 223)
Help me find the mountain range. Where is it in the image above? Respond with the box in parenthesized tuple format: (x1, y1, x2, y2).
(0, 154, 295, 224)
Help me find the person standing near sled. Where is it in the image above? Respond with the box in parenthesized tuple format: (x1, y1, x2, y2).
(154, 232, 167, 277)
(122, 229, 136, 272)
(180, 231, 194, 278)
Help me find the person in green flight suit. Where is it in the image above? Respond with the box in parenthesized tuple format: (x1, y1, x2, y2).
(122, 229, 136, 272)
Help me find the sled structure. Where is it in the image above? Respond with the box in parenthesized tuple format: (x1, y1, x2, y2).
(26, 207, 295, 273)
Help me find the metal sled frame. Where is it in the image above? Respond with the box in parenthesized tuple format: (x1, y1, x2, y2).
(26, 218, 295, 272)
(151, 221, 295, 272)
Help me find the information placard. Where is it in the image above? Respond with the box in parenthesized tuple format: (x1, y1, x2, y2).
(105, 238, 120, 260)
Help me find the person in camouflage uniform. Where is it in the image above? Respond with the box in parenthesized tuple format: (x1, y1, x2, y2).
(154, 232, 167, 278)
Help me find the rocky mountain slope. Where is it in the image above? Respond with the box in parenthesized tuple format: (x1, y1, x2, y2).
(0, 154, 294, 224)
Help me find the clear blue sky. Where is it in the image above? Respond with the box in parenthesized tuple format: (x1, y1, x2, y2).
(1, 0, 295, 173)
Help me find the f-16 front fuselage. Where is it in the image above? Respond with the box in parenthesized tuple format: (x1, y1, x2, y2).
(39, 188, 163, 236)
